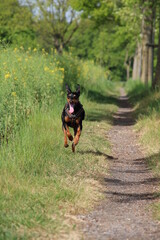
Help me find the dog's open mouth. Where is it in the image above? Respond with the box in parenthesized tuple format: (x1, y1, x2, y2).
(69, 103, 74, 114)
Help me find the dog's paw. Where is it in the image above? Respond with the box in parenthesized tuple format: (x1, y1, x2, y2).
(64, 143, 69, 148)
(68, 135, 73, 141)
(72, 143, 75, 153)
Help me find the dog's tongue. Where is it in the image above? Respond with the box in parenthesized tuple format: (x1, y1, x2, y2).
(69, 103, 74, 114)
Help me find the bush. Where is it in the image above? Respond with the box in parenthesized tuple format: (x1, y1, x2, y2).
(0, 46, 113, 141)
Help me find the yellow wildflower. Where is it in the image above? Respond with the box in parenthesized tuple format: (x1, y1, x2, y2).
(5, 73, 11, 79)
(59, 68, 64, 72)
(33, 48, 37, 52)
(12, 92, 16, 97)
(44, 66, 49, 71)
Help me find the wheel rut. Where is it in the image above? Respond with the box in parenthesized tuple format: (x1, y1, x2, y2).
(79, 88, 160, 240)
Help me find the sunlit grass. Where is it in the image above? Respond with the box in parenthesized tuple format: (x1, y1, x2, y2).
(0, 101, 117, 238)
(0, 46, 115, 140)
(126, 79, 160, 155)
(126, 79, 160, 219)
(0, 46, 118, 238)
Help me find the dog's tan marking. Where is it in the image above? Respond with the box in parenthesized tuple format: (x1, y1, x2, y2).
(65, 125, 73, 141)
(64, 116, 71, 123)
(74, 125, 81, 146)
(63, 128, 68, 147)
(75, 118, 81, 125)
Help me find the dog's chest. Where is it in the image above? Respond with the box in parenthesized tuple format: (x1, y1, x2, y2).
(64, 115, 81, 127)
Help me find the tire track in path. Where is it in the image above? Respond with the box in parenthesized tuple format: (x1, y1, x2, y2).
(79, 88, 160, 240)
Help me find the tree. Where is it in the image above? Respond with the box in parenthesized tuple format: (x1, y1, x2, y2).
(32, 0, 79, 53)
(119, 0, 156, 85)
(70, 14, 131, 81)
(141, 0, 156, 85)
(132, 42, 142, 80)
(72, 0, 145, 81)
(70, 19, 98, 59)
(0, 0, 36, 47)
(153, 3, 160, 89)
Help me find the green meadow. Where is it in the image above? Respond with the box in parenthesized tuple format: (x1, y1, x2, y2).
(126, 80, 160, 220)
(0, 47, 118, 239)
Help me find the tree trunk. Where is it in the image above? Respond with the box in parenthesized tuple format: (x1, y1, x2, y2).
(132, 53, 138, 80)
(141, 1, 155, 85)
(148, 2, 156, 83)
(54, 37, 63, 54)
(141, 12, 150, 85)
(132, 42, 142, 80)
(153, 17, 160, 89)
(124, 51, 131, 81)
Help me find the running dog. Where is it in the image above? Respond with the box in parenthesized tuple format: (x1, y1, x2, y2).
(61, 84, 85, 152)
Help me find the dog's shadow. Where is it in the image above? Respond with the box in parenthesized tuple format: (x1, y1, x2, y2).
(77, 149, 118, 160)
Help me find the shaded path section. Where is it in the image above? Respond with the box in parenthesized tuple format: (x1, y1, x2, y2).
(79, 88, 160, 240)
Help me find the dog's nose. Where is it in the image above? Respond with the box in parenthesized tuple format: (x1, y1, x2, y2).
(70, 93, 74, 99)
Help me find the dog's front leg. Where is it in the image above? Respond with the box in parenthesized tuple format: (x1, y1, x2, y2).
(72, 125, 81, 152)
(63, 127, 69, 148)
(65, 125, 73, 141)
(64, 116, 73, 141)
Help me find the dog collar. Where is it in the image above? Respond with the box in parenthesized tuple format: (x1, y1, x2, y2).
(65, 105, 84, 120)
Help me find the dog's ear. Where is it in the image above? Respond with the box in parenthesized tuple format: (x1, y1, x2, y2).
(76, 84, 80, 96)
(66, 84, 71, 94)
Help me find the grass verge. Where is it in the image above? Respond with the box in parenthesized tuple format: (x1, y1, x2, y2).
(0, 80, 118, 238)
(0, 46, 119, 238)
(126, 79, 160, 220)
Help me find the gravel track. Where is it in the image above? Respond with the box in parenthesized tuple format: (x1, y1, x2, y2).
(79, 89, 160, 240)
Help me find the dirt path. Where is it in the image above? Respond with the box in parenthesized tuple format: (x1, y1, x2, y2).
(79, 88, 160, 240)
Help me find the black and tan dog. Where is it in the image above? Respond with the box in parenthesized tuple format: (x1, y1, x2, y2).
(61, 84, 85, 152)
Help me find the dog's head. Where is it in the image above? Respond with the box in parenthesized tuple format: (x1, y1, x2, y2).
(66, 84, 80, 114)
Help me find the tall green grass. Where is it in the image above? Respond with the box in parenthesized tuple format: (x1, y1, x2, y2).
(0, 47, 115, 140)
(126, 79, 160, 219)
(126, 79, 160, 153)
(0, 46, 118, 238)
